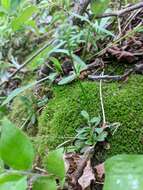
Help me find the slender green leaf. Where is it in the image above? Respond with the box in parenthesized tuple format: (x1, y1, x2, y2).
(58, 74, 76, 85)
(46, 148, 65, 179)
(2, 82, 36, 106)
(50, 57, 63, 73)
(72, 54, 87, 74)
(95, 128, 103, 134)
(81, 110, 90, 121)
(2, 75, 50, 106)
(30, 42, 66, 70)
(97, 131, 108, 141)
(90, 116, 101, 125)
(104, 155, 143, 190)
(0, 118, 35, 170)
(11, 5, 38, 31)
(33, 177, 56, 190)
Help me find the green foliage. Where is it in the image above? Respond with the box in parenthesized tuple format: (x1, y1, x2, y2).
(58, 74, 76, 85)
(0, 174, 27, 190)
(73, 54, 87, 75)
(33, 176, 57, 190)
(0, 118, 65, 189)
(11, 5, 38, 31)
(0, 118, 35, 170)
(49, 57, 63, 74)
(75, 110, 119, 150)
(75, 111, 102, 148)
(1, 0, 23, 11)
(38, 76, 143, 156)
(46, 148, 65, 180)
(2, 81, 37, 106)
(91, 0, 110, 15)
(104, 154, 143, 190)
(58, 54, 87, 85)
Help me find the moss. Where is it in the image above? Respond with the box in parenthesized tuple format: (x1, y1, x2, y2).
(38, 75, 143, 157)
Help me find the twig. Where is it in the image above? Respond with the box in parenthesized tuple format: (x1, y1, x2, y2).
(34, 167, 47, 173)
(95, 2, 143, 19)
(88, 69, 133, 81)
(122, 8, 142, 33)
(99, 71, 106, 125)
(5, 169, 48, 177)
(78, 0, 91, 16)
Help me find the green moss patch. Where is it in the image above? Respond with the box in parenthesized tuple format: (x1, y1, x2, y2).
(38, 75, 143, 156)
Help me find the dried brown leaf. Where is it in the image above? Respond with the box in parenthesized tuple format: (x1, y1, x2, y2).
(78, 160, 95, 190)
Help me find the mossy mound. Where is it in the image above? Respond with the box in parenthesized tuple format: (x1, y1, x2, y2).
(38, 75, 143, 156)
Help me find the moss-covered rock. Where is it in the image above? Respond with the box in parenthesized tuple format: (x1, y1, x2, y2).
(38, 75, 143, 156)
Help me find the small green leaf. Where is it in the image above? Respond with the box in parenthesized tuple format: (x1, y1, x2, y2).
(104, 154, 143, 190)
(11, 5, 38, 31)
(0, 118, 35, 170)
(48, 73, 58, 82)
(29, 42, 66, 70)
(90, 117, 101, 125)
(76, 127, 90, 135)
(33, 177, 56, 190)
(58, 74, 76, 85)
(77, 134, 87, 140)
(72, 54, 87, 74)
(0, 173, 27, 190)
(46, 148, 65, 179)
(1, 0, 11, 10)
(50, 57, 63, 73)
(97, 131, 108, 141)
(81, 110, 90, 121)
(91, 0, 110, 16)
(85, 139, 93, 145)
(95, 128, 104, 134)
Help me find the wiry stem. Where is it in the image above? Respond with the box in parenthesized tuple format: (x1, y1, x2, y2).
(99, 71, 106, 124)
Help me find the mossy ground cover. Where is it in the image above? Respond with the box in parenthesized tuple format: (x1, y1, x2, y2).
(9, 75, 143, 158)
(38, 75, 143, 157)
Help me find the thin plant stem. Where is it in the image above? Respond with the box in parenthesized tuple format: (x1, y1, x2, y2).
(100, 71, 106, 124)
(4, 169, 49, 177)
(67, 35, 89, 107)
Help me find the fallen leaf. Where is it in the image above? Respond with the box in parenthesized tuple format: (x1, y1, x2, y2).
(95, 163, 105, 182)
(78, 160, 95, 190)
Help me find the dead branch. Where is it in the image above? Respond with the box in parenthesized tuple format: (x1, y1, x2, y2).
(78, 0, 91, 16)
(88, 69, 133, 81)
(95, 2, 143, 19)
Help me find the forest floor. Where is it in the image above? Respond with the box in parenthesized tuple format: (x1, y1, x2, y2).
(0, 1, 143, 190)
